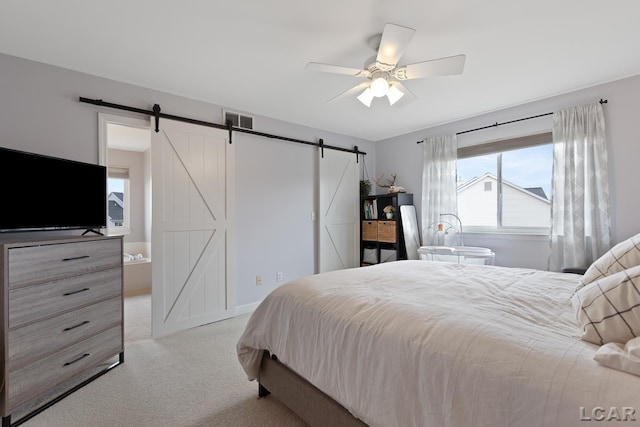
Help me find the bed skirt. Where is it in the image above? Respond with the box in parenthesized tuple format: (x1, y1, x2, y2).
(258, 351, 367, 427)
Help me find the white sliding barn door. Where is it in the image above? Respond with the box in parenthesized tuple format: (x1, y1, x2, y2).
(318, 149, 359, 273)
(151, 119, 235, 338)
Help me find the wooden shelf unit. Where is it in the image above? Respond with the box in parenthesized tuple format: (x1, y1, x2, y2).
(360, 193, 413, 266)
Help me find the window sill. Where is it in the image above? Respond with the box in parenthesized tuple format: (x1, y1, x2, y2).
(107, 227, 131, 237)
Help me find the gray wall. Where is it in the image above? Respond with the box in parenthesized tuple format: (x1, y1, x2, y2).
(4, 49, 637, 298)
(377, 74, 640, 269)
(0, 53, 376, 309)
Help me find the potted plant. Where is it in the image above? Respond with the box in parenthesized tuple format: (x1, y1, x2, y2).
(360, 179, 372, 197)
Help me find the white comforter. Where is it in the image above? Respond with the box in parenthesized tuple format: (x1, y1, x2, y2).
(237, 261, 640, 427)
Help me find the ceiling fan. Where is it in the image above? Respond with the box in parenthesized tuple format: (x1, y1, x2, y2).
(305, 23, 466, 107)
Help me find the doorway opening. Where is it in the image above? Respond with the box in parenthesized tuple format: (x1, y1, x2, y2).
(99, 113, 152, 342)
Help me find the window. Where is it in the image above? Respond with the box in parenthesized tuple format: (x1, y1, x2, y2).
(456, 132, 553, 232)
(107, 167, 130, 234)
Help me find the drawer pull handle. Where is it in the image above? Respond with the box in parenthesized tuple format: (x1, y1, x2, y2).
(63, 288, 90, 296)
(62, 255, 90, 262)
(64, 353, 90, 366)
(63, 320, 90, 331)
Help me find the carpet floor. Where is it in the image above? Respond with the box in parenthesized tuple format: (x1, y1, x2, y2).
(19, 294, 307, 427)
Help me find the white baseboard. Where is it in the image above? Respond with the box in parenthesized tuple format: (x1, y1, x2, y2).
(235, 301, 262, 316)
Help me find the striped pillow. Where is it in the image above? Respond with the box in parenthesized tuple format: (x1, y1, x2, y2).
(576, 232, 640, 292)
(572, 265, 640, 345)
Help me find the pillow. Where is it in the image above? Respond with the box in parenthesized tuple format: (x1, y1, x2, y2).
(576, 232, 640, 292)
(594, 336, 640, 376)
(571, 265, 640, 345)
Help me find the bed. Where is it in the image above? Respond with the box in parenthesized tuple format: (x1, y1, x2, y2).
(237, 260, 640, 427)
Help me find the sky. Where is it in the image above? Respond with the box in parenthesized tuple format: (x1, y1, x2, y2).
(457, 144, 553, 199)
(108, 177, 124, 194)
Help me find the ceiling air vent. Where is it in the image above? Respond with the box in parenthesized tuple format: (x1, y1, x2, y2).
(223, 110, 254, 130)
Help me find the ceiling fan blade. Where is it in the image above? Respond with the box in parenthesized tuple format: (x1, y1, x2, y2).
(327, 82, 370, 103)
(376, 23, 416, 70)
(389, 81, 417, 106)
(305, 62, 370, 77)
(397, 54, 466, 80)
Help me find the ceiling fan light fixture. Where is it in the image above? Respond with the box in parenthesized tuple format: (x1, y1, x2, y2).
(357, 88, 374, 107)
(386, 85, 405, 106)
(370, 77, 389, 97)
(306, 23, 466, 108)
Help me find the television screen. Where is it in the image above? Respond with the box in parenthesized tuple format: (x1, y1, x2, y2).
(0, 146, 107, 232)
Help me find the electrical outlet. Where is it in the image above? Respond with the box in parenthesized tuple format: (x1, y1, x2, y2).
(277, 272, 283, 282)
(256, 275, 263, 285)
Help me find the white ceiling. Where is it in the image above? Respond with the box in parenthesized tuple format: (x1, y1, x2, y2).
(1, 1, 639, 142)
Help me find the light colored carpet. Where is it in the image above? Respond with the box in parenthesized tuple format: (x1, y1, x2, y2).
(123, 292, 153, 343)
(21, 294, 307, 427)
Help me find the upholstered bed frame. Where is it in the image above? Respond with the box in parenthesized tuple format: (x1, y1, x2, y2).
(258, 351, 367, 427)
(239, 258, 640, 426)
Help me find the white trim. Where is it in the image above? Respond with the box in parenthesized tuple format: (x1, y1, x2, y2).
(98, 113, 150, 235)
(235, 301, 262, 316)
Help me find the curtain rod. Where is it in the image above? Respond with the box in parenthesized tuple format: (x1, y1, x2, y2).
(78, 97, 366, 159)
(417, 99, 608, 144)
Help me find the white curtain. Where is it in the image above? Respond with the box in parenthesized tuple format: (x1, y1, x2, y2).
(421, 134, 458, 246)
(548, 102, 611, 271)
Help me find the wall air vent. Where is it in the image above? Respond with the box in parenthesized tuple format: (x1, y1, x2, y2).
(223, 110, 254, 130)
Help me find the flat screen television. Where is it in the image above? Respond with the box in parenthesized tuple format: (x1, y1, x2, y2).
(0, 146, 107, 232)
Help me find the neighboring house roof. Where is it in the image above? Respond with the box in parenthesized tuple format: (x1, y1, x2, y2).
(109, 192, 124, 206)
(524, 187, 548, 200)
(108, 192, 124, 222)
(457, 173, 550, 204)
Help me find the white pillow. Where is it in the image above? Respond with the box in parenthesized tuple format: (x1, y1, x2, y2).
(594, 336, 640, 376)
(576, 232, 640, 292)
(571, 265, 640, 345)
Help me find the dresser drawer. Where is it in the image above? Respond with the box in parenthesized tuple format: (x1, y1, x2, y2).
(8, 267, 122, 328)
(8, 238, 121, 287)
(6, 326, 122, 413)
(8, 296, 122, 367)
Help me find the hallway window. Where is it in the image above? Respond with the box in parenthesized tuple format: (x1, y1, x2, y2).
(108, 167, 130, 234)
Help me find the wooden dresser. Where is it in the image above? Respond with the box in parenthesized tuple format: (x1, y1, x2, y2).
(0, 235, 124, 426)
